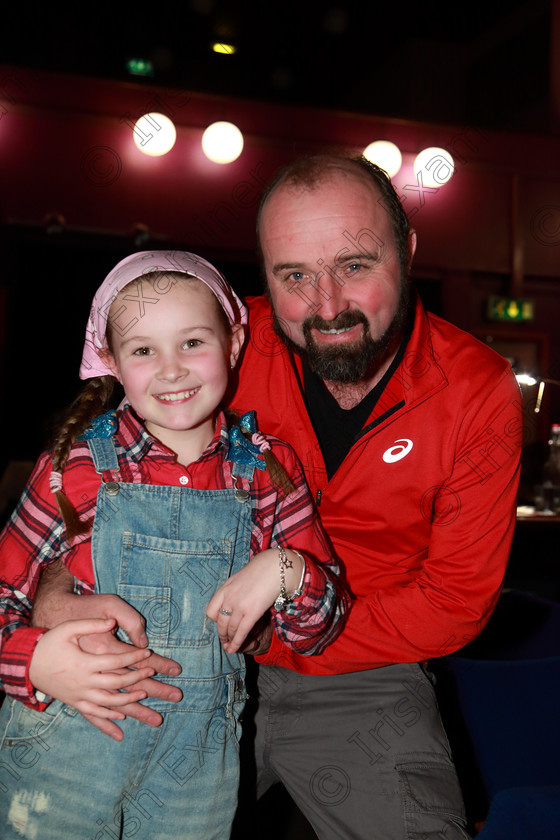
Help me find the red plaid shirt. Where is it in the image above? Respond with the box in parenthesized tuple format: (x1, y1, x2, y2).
(0, 407, 349, 708)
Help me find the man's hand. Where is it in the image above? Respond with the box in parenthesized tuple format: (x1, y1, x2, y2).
(239, 617, 273, 656)
(29, 618, 154, 718)
(46, 590, 182, 675)
(31, 561, 183, 738)
(33, 562, 151, 648)
(76, 629, 183, 738)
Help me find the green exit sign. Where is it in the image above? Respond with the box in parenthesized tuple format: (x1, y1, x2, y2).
(126, 58, 154, 77)
(487, 296, 534, 322)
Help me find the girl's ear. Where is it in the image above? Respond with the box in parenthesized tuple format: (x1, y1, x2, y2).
(98, 348, 121, 382)
(229, 324, 245, 369)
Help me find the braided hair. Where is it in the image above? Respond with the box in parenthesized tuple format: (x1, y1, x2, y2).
(50, 375, 115, 541)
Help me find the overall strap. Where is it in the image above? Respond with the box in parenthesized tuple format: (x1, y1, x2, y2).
(229, 460, 256, 503)
(230, 461, 256, 482)
(87, 437, 119, 475)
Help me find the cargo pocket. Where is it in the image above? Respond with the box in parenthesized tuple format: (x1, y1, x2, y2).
(397, 755, 471, 839)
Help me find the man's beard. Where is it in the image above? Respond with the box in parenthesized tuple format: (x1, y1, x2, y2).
(272, 282, 411, 384)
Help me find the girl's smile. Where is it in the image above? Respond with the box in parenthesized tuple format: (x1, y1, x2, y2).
(153, 387, 201, 402)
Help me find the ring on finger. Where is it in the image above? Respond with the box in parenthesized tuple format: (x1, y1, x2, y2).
(219, 608, 232, 616)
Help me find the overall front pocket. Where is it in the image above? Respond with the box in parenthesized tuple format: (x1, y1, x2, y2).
(117, 532, 234, 647)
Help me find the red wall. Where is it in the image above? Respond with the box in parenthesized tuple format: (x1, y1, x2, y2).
(1, 64, 559, 278)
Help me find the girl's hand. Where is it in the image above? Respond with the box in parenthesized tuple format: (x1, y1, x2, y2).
(28, 618, 155, 720)
(75, 632, 183, 740)
(206, 548, 303, 653)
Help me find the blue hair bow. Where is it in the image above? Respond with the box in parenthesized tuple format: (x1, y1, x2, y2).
(228, 411, 267, 471)
(77, 410, 118, 441)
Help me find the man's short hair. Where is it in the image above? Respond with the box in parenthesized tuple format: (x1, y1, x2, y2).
(256, 154, 411, 277)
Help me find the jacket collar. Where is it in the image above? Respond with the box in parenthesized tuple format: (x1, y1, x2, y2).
(372, 294, 448, 424)
(285, 293, 448, 434)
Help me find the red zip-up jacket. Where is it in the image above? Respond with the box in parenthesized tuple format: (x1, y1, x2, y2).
(230, 295, 523, 675)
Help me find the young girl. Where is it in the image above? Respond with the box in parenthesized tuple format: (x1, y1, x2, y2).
(0, 251, 349, 840)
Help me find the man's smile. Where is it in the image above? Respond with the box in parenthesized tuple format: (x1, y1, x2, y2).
(315, 324, 361, 336)
(312, 324, 362, 338)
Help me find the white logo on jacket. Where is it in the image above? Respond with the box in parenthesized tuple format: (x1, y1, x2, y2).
(382, 439, 414, 463)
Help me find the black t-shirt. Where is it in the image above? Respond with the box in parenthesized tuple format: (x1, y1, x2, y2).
(297, 330, 411, 480)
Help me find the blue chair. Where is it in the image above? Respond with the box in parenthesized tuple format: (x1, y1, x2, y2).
(476, 786, 560, 840)
(433, 590, 560, 838)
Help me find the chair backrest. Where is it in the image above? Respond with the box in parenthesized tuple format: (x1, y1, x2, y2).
(432, 591, 560, 815)
(443, 654, 560, 799)
(458, 590, 560, 661)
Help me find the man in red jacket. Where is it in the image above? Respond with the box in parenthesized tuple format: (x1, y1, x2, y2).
(30, 154, 522, 839)
(225, 154, 522, 839)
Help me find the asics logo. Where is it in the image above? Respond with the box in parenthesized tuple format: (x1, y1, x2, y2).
(382, 439, 413, 463)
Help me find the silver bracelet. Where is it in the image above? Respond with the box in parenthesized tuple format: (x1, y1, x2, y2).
(274, 547, 305, 611)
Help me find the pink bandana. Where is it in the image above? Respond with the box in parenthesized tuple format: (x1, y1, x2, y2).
(79, 250, 248, 379)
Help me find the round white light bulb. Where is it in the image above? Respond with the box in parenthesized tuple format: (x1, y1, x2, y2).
(414, 147, 454, 187)
(516, 373, 538, 386)
(363, 141, 402, 177)
(133, 113, 176, 156)
(202, 121, 244, 164)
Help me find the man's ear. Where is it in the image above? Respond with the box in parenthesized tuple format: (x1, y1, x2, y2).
(229, 324, 246, 369)
(98, 348, 121, 382)
(407, 229, 417, 271)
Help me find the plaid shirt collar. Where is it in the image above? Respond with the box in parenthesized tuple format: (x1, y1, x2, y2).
(115, 404, 230, 464)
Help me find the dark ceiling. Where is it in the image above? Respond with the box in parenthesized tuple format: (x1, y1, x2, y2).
(3, 0, 554, 134)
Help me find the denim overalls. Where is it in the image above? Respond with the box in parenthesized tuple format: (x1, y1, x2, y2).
(0, 435, 253, 839)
